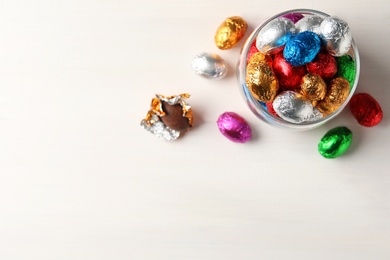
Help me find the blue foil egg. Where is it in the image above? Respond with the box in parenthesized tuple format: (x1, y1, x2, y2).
(283, 31, 321, 66)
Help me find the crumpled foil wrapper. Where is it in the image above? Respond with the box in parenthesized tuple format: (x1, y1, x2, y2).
(140, 94, 192, 141)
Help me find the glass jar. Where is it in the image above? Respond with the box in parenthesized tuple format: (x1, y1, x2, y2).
(237, 9, 360, 130)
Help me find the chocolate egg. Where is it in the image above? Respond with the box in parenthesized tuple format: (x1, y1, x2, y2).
(295, 15, 324, 34)
(140, 94, 193, 141)
(306, 52, 337, 80)
(256, 17, 296, 55)
(317, 77, 350, 116)
(217, 112, 252, 143)
(215, 16, 248, 50)
(283, 31, 321, 66)
(349, 93, 383, 127)
(318, 126, 352, 158)
(246, 61, 279, 102)
(272, 90, 323, 123)
(160, 101, 191, 132)
(191, 52, 228, 79)
(320, 17, 352, 57)
(300, 74, 327, 101)
(273, 52, 306, 89)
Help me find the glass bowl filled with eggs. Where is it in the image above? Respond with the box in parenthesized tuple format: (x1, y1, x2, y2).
(237, 9, 360, 130)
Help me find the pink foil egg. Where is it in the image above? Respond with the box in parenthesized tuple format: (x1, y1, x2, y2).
(217, 112, 252, 143)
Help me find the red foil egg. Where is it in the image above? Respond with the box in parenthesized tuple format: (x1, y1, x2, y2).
(306, 52, 337, 80)
(266, 102, 279, 117)
(272, 52, 306, 89)
(349, 93, 383, 127)
(246, 40, 259, 63)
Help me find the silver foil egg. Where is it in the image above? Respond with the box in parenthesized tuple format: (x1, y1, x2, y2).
(191, 52, 228, 79)
(295, 15, 324, 34)
(255, 17, 296, 55)
(320, 17, 352, 57)
(272, 91, 323, 123)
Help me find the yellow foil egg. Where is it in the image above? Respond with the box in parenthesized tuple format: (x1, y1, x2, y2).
(246, 61, 279, 103)
(215, 16, 248, 50)
(317, 76, 350, 116)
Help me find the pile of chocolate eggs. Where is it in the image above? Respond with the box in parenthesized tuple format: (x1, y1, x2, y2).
(240, 10, 359, 127)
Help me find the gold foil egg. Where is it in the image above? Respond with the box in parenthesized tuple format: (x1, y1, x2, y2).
(317, 77, 350, 116)
(246, 61, 279, 103)
(215, 16, 248, 50)
(300, 74, 327, 101)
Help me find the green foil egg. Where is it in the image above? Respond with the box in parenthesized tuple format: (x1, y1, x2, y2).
(336, 55, 356, 88)
(318, 126, 352, 158)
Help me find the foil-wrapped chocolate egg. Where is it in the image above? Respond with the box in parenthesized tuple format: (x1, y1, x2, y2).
(336, 55, 356, 87)
(256, 18, 296, 55)
(246, 61, 279, 102)
(349, 93, 383, 127)
(320, 17, 352, 57)
(140, 94, 193, 141)
(295, 15, 324, 34)
(283, 31, 321, 66)
(306, 52, 337, 80)
(316, 77, 350, 116)
(191, 52, 228, 79)
(273, 52, 306, 89)
(272, 90, 323, 123)
(215, 16, 248, 50)
(217, 112, 252, 143)
(247, 51, 273, 68)
(300, 74, 327, 101)
(282, 13, 304, 23)
(318, 126, 352, 158)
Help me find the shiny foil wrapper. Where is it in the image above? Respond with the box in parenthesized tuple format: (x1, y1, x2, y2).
(283, 31, 321, 66)
(215, 16, 248, 50)
(256, 17, 296, 55)
(191, 52, 228, 79)
(349, 93, 383, 127)
(282, 13, 304, 23)
(272, 90, 323, 123)
(336, 55, 356, 87)
(306, 52, 337, 80)
(217, 112, 252, 143)
(300, 74, 327, 101)
(295, 15, 324, 34)
(141, 94, 193, 141)
(246, 61, 279, 102)
(318, 126, 353, 159)
(273, 52, 306, 89)
(320, 17, 352, 57)
(317, 77, 350, 116)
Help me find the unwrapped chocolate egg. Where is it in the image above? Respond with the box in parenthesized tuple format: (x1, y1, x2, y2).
(349, 93, 383, 127)
(256, 17, 296, 55)
(295, 15, 323, 34)
(217, 112, 252, 143)
(318, 126, 352, 158)
(283, 31, 321, 66)
(140, 94, 193, 141)
(272, 90, 323, 123)
(320, 17, 352, 57)
(191, 52, 228, 79)
(215, 16, 248, 50)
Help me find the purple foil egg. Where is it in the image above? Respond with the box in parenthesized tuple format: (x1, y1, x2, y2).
(217, 112, 252, 143)
(282, 13, 304, 23)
